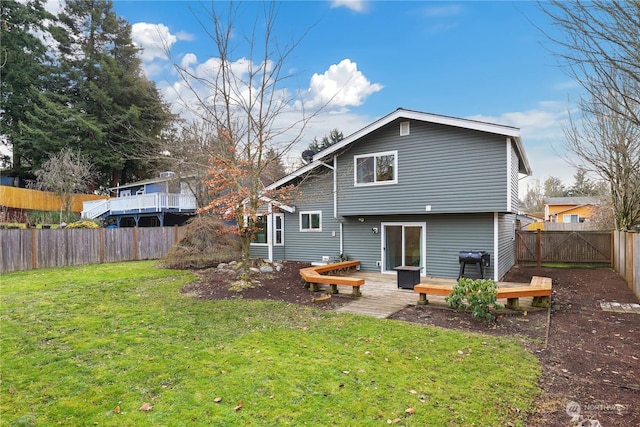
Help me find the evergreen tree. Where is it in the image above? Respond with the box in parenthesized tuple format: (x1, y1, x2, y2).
(51, 0, 173, 188)
(308, 129, 344, 154)
(543, 176, 566, 198)
(0, 0, 54, 173)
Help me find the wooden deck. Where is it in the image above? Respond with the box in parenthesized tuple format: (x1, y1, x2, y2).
(332, 273, 535, 319)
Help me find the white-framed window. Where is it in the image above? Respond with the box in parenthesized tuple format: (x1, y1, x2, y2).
(354, 150, 398, 186)
(400, 121, 410, 136)
(274, 214, 284, 245)
(563, 214, 579, 223)
(300, 211, 322, 232)
(253, 215, 268, 244)
(251, 213, 284, 245)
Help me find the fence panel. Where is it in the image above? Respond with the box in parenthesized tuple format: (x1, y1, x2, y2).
(633, 233, 640, 297)
(139, 227, 176, 260)
(0, 229, 32, 272)
(103, 228, 135, 263)
(517, 231, 611, 264)
(0, 227, 182, 273)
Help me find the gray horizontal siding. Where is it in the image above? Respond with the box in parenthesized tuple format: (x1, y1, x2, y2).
(497, 213, 516, 280)
(337, 119, 510, 216)
(510, 143, 520, 213)
(283, 172, 341, 263)
(343, 213, 496, 280)
(424, 214, 495, 279)
(250, 245, 268, 259)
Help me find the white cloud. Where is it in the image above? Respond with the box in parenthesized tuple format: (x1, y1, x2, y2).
(131, 22, 177, 61)
(467, 101, 570, 145)
(331, 0, 367, 12)
(303, 59, 383, 111)
(468, 101, 581, 195)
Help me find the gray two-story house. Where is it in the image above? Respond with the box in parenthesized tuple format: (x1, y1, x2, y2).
(250, 108, 531, 281)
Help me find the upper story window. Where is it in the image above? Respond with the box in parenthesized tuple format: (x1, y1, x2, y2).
(300, 211, 321, 232)
(354, 150, 398, 186)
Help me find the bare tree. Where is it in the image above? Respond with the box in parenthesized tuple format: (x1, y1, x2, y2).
(541, 1, 640, 126)
(171, 2, 318, 285)
(520, 178, 543, 213)
(35, 147, 94, 222)
(166, 119, 224, 209)
(564, 80, 640, 230)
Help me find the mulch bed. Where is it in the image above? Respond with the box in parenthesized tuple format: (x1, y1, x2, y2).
(182, 262, 640, 426)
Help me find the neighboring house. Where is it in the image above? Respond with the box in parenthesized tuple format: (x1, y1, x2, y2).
(81, 172, 197, 227)
(517, 212, 544, 231)
(250, 108, 532, 281)
(543, 197, 600, 225)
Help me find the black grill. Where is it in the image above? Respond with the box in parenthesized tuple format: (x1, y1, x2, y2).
(458, 250, 490, 279)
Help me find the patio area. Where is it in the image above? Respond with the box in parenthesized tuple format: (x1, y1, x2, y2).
(330, 272, 536, 319)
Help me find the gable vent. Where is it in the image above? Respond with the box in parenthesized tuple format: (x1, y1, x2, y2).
(400, 121, 410, 136)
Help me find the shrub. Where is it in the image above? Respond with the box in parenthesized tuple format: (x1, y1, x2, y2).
(27, 210, 78, 225)
(162, 215, 241, 269)
(65, 220, 100, 229)
(445, 278, 501, 321)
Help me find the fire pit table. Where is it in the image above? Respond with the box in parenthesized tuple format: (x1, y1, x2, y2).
(394, 266, 423, 289)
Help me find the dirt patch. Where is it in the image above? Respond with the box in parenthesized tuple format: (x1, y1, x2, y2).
(181, 261, 354, 309)
(503, 266, 640, 426)
(183, 262, 640, 425)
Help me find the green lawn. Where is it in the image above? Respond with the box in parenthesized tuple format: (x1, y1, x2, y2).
(1, 261, 540, 426)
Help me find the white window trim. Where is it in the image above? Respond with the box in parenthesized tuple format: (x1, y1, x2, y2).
(353, 150, 398, 187)
(251, 215, 269, 246)
(249, 213, 285, 246)
(563, 214, 579, 223)
(273, 213, 284, 246)
(300, 211, 322, 232)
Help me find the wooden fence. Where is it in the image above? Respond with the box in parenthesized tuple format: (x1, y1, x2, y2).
(612, 230, 640, 299)
(516, 230, 612, 265)
(0, 186, 107, 213)
(0, 227, 184, 274)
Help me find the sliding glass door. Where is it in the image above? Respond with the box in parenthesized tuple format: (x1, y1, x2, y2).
(382, 222, 425, 273)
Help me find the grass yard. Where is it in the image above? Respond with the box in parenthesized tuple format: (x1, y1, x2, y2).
(1, 261, 540, 426)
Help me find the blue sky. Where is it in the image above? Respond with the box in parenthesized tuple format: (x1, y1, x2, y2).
(47, 0, 585, 192)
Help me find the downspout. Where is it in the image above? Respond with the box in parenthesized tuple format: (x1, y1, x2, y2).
(334, 155, 344, 256)
(267, 203, 273, 262)
(494, 212, 499, 281)
(333, 155, 338, 219)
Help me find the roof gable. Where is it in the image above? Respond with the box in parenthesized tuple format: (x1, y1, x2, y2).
(268, 108, 531, 190)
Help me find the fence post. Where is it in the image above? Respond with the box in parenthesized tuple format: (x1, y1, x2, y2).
(31, 228, 37, 269)
(133, 226, 139, 261)
(536, 228, 541, 274)
(99, 228, 105, 264)
(174, 224, 179, 244)
(610, 231, 615, 269)
(626, 231, 633, 289)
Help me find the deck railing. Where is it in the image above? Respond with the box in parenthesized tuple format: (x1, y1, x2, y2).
(82, 193, 197, 219)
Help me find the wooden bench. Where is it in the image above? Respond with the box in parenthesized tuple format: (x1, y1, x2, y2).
(299, 260, 365, 297)
(414, 276, 552, 310)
